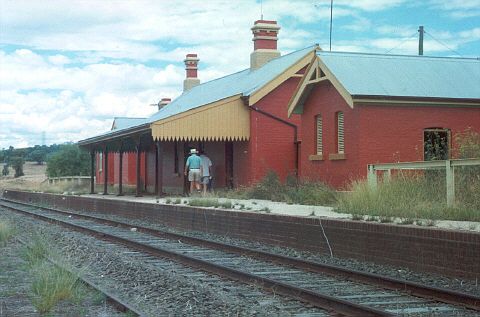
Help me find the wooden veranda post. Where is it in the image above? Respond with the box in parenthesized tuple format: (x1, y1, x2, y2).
(118, 141, 124, 196)
(103, 146, 108, 195)
(155, 141, 163, 197)
(135, 137, 142, 197)
(90, 150, 95, 194)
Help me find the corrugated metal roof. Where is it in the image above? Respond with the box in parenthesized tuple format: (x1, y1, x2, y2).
(148, 45, 315, 123)
(78, 45, 315, 145)
(317, 51, 480, 99)
(111, 117, 147, 130)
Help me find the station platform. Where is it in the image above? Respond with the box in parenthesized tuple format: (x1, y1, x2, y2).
(81, 193, 480, 233)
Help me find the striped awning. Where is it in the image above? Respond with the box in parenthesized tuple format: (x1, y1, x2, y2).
(151, 96, 250, 141)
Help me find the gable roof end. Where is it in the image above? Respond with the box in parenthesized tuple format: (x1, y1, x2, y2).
(288, 51, 480, 116)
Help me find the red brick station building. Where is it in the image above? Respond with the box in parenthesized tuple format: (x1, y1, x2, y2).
(79, 20, 480, 196)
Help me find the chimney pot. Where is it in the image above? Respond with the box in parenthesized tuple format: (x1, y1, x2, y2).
(250, 20, 281, 70)
(183, 53, 200, 91)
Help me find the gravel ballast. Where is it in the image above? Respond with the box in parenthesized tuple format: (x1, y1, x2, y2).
(0, 207, 328, 316)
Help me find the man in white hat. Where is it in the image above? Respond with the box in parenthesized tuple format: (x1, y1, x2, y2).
(184, 148, 202, 195)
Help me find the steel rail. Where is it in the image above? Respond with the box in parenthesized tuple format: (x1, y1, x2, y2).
(14, 236, 146, 317)
(2, 197, 479, 311)
(1, 201, 393, 317)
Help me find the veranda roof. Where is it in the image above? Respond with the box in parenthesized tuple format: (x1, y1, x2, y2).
(79, 45, 316, 146)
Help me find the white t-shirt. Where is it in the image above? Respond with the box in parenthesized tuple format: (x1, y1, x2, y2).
(200, 155, 212, 177)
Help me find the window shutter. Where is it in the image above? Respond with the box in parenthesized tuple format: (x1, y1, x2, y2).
(316, 115, 323, 155)
(337, 112, 344, 154)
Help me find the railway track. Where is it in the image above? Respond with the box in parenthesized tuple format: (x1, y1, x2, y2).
(1, 198, 479, 316)
(14, 236, 146, 317)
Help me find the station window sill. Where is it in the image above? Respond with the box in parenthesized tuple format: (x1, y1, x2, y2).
(309, 154, 324, 161)
(329, 153, 346, 160)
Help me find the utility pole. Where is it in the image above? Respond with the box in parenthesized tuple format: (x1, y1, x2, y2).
(329, 0, 333, 51)
(418, 25, 424, 55)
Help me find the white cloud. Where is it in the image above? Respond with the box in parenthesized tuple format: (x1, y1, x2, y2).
(429, 0, 480, 18)
(1, 0, 479, 149)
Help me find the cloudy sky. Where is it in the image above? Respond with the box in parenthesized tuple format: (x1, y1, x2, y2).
(1, 0, 479, 149)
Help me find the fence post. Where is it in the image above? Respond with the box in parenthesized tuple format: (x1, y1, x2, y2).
(446, 160, 455, 206)
(367, 165, 377, 190)
(383, 169, 391, 182)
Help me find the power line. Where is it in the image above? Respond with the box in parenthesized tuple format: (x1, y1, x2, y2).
(424, 30, 463, 57)
(384, 31, 418, 54)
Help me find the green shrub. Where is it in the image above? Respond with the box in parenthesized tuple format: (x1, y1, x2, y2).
(219, 200, 232, 209)
(248, 171, 285, 201)
(46, 144, 89, 178)
(10, 156, 24, 178)
(233, 171, 337, 206)
(1, 164, 9, 176)
(188, 198, 220, 208)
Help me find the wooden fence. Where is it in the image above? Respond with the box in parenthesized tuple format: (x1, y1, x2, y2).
(367, 158, 480, 206)
(46, 176, 92, 186)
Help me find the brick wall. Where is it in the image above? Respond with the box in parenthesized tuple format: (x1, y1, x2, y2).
(4, 190, 479, 280)
(249, 77, 303, 183)
(300, 82, 361, 188)
(300, 82, 480, 189)
(357, 104, 480, 171)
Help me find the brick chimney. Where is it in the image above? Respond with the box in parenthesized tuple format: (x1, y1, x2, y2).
(183, 54, 200, 92)
(250, 20, 281, 70)
(158, 98, 171, 110)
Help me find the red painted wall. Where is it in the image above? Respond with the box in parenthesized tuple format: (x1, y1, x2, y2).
(233, 142, 250, 187)
(299, 82, 361, 189)
(299, 81, 480, 188)
(357, 104, 480, 171)
(248, 76, 302, 184)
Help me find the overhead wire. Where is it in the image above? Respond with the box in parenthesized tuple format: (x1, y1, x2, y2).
(384, 31, 418, 54)
(424, 31, 464, 57)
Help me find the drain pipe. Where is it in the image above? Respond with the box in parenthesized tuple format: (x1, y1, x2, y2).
(241, 96, 300, 177)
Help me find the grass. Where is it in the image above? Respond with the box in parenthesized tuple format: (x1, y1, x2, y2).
(31, 262, 80, 313)
(22, 232, 83, 314)
(24, 234, 50, 267)
(0, 220, 15, 246)
(335, 171, 480, 222)
(223, 171, 337, 206)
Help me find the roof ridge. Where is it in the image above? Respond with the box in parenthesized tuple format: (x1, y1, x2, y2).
(317, 50, 480, 61)
(184, 44, 318, 94)
(113, 117, 147, 119)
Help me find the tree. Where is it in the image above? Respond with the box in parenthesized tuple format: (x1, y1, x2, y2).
(28, 149, 47, 165)
(9, 156, 25, 178)
(1, 164, 9, 176)
(46, 144, 90, 177)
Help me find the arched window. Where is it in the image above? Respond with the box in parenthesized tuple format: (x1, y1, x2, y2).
(336, 111, 344, 154)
